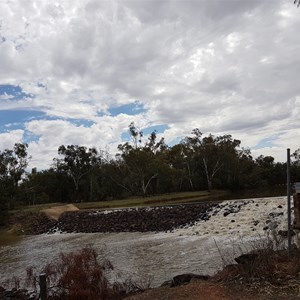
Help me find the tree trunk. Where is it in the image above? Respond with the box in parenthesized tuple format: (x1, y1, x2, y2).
(207, 179, 212, 192)
(141, 174, 158, 196)
(186, 163, 194, 190)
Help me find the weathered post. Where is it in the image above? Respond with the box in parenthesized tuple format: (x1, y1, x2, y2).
(39, 273, 47, 300)
(294, 183, 300, 229)
(287, 148, 292, 252)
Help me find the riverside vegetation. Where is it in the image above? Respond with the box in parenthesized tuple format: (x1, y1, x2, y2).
(1, 124, 300, 224)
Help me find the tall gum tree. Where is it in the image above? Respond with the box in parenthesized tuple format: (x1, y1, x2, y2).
(183, 129, 241, 192)
(117, 123, 168, 196)
(54, 145, 100, 201)
(0, 143, 29, 187)
(0, 143, 29, 210)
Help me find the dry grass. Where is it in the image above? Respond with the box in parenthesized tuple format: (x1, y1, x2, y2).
(76, 190, 228, 210)
(213, 245, 300, 286)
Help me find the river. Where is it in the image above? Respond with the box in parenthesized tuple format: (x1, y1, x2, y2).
(0, 196, 289, 288)
(0, 231, 261, 288)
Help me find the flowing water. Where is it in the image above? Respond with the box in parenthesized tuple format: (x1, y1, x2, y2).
(0, 231, 258, 287)
(0, 196, 288, 287)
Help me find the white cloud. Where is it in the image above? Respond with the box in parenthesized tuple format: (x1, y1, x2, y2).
(0, 0, 299, 169)
(0, 130, 24, 150)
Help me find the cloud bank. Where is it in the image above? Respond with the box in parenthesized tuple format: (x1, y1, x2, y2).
(0, 0, 299, 169)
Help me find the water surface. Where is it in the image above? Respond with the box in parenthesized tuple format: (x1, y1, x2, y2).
(0, 231, 256, 287)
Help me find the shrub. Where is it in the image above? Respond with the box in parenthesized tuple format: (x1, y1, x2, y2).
(25, 246, 124, 300)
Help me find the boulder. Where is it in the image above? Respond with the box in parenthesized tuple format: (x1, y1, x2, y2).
(234, 253, 258, 264)
(53, 203, 217, 234)
(170, 273, 210, 287)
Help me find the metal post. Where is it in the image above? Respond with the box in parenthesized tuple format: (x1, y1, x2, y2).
(287, 148, 292, 252)
(39, 273, 47, 300)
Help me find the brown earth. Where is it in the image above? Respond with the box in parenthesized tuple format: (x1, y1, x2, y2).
(126, 282, 256, 300)
(41, 204, 79, 221)
(125, 281, 300, 300)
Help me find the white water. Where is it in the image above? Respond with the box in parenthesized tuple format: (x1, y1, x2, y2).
(0, 197, 293, 287)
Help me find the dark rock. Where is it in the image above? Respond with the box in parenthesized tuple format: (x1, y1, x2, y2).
(235, 253, 258, 264)
(253, 220, 259, 226)
(278, 230, 296, 237)
(0, 287, 30, 300)
(278, 205, 283, 209)
(231, 220, 235, 223)
(263, 226, 269, 230)
(41, 203, 219, 234)
(269, 212, 284, 218)
(223, 211, 230, 217)
(170, 273, 210, 287)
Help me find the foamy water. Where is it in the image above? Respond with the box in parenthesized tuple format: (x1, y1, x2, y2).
(0, 196, 295, 287)
(174, 196, 291, 238)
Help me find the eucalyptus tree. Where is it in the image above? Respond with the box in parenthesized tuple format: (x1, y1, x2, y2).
(183, 129, 241, 191)
(292, 148, 300, 165)
(54, 145, 100, 201)
(0, 143, 29, 211)
(117, 123, 169, 196)
(21, 168, 74, 205)
(289, 149, 300, 185)
(0, 143, 29, 186)
(167, 143, 197, 191)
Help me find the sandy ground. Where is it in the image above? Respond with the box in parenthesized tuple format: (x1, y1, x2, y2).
(41, 204, 79, 220)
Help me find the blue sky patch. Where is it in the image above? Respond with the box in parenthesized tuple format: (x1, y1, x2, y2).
(108, 102, 146, 116)
(0, 84, 34, 100)
(121, 132, 131, 142)
(121, 124, 168, 142)
(168, 136, 183, 147)
(0, 110, 46, 130)
(23, 131, 41, 143)
(253, 134, 281, 150)
(142, 124, 169, 135)
(70, 119, 95, 127)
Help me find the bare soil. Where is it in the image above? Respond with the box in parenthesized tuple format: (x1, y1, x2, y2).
(41, 204, 79, 221)
(125, 280, 300, 300)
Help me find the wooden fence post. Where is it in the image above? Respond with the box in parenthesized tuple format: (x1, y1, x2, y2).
(39, 273, 47, 300)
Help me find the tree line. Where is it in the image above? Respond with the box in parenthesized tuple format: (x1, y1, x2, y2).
(1, 123, 300, 219)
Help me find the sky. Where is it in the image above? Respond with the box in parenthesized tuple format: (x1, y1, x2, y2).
(0, 0, 300, 170)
